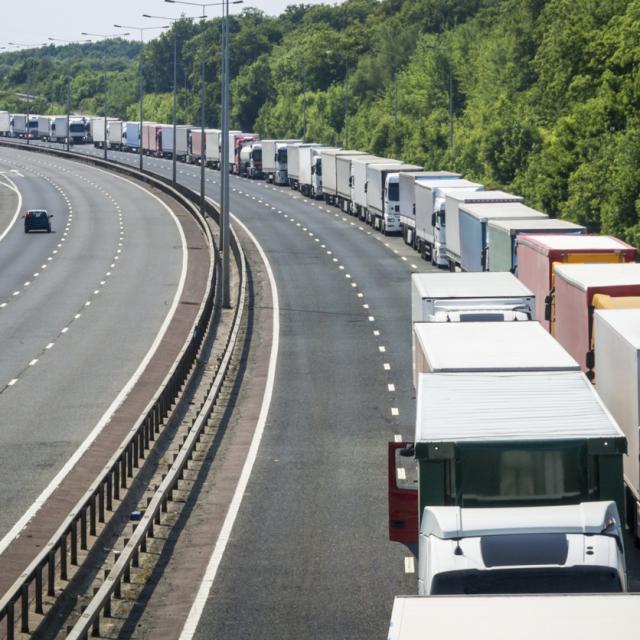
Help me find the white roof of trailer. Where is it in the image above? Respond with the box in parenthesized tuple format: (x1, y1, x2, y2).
(595, 309, 640, 349)
(412, 272, 533, 300)
(459, 202, 548, 221)
(388, 595, 640, 640)
(410, 171, 461, 181)
(490, 218, 585, 233)
(517, 234, 633, 252)
(413, 322, 579, 372)
(554, 262, 640, 290)
(351, 156, 399, 166)
(415, 179, 482, 192)
(415, 371, 623, 442)
(445, 190, 523, 203)
(368, 163, 423, 172)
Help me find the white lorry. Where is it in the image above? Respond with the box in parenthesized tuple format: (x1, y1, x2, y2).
(160, 124, 189, 160)
(261, 139, 299, 185)
(398, 171, 460, 247)
(414, 180, 484, 267)
(411, 272, 536, 324)
(288, 143, 322, 189)
(11, 114, 27, 138)
(365, 163, 423, 234)
(321, 149, 368, 206)
(418, 502, 626, 596)
(389, 593, 640, 640)
(37, 116, 52, 141)
(444, 190, 523, 270)
(122, 122, 140, 152)
(595, 308, 640, 542)
(349, 156, 399, 219)
(107, 120, 124, 151)
(0, 111, 10, 136)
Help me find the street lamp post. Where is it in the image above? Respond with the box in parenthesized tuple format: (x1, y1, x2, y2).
(82, 32, 129, 160)
(114, 24, 169, 172)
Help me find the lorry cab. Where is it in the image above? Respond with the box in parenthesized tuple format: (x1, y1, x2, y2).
(311, 155, 323, 198)
(419, 503, 626, 596)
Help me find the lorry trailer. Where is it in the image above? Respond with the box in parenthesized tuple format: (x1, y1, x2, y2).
(388, 370, 627, 544)
(553, 262, 640, 376)
(444, 191, 523, 270)
(297, 146, 332, 197)
(107, 120, 124, 151)
(414, 181, 484, 267)
(488, 217, 585, 273)
(320, 149, 367, 205)
(516, 234, 636, 331)
(388, 593, 640, 640)
(160, 124, 189, 160)
(458, 202, 548, 272)
(0, 111, 10, 136)
(288, 143, 322, 188)
(412, 320, 579, 387)
(398, 171, 460, 246)
(37, 116, 51, 141)
(122, 122, 140, 152)
(350, 156, 399, 219)
(366, 163, 423, 234)
(595, 308, 640, 541)
(411, 272, 535, 324)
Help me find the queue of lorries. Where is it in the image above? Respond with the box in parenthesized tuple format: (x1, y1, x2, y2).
(3, 107, 640, 635)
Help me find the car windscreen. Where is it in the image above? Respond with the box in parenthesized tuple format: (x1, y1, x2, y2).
(431, 566, 622, 595)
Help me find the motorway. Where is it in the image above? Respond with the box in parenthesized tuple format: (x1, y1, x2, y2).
(0, 147, 186, 545)
(81, 146, 424, 638)
(4, 141, 428, 638)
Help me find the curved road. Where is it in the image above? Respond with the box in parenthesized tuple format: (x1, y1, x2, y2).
(7, 141, 427, 638)
(0, 148, 185, 542)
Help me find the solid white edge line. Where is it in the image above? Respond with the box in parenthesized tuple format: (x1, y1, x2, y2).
(0, 171, 189, 556)
(178, 209, 280, 640)
(0, 173, 22, 243)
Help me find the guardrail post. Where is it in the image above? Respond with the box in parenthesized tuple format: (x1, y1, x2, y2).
(7, 599, 14, 640)
(127, 446, 133, 478)
(105, 593, 111, 618)
(48, 554, 55, 596)
(20, 584, 29, 633)
(141, 533, 147, 554)
(120, 454, 127, 488)
(144, 421, 150, 449)
(81, 508, 88, 550)
(98, 484, 105, 523)
(35, 566, 44, 614)
(90, 495, 97, 537)
(91, 613, 100, 637)
(114, 463, 121, 500)
(132, 546, 139, 568)
(60, 535, 68, 581)
(71, 521, 78, 565)
(114, 577, 121, 599)
(124, 563, 130, 584)
(106, 472, 113, 512)
(138, 429, 145, 460)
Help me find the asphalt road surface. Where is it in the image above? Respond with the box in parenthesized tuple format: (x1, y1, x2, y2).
(0, 148, 185, 542)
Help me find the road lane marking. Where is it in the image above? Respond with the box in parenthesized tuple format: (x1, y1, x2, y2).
(391, 407, 399, 416)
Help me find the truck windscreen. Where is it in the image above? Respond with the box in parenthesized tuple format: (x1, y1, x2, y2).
(252, 149, 262, 162)
(70, 124, 85, 133)
(431, 566, 622, 595)
(457, 444, 588, 507)
(388, 182, 399, 201)
(277, 149, 288, 164)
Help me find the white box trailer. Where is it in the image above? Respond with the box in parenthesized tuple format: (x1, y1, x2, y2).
(336, 154, 382, 212)
(0, 111, 10, 136)
(288, 143, 322, 188)
(415, 180, 484, 266)
(204, 128, 220, 166)
(445, 190, 523, 270)
(91, 117, 106, 147)
(50, 116, 68, 143)
(320, 149, 367, 205)
(398, 171, 460, 245)
(388, 594, 640, 640)
(366, 163, 423, 234)
(595, 308, 640, 541)
(411, 271, 535, 324)
(298, 146, 333, 198)
(37, 116, 52, 140)
(350, 156, 398, 219)
(108, 120, 124, 150)
(12, 114, 27, 137)
(412, 320, 578, 387)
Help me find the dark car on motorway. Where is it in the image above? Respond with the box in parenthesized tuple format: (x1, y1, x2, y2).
(24, 209, 53, 233)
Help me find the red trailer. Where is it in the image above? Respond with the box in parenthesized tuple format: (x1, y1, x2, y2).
(232, 134, 258, 175)
(516, 234, 636, 332)
(142, 123, 162, 156)
(189, 129, 204, 164)
(553, 262, 640, 377)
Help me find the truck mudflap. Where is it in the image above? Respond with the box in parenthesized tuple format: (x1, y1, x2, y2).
(388, 442, 418, 543)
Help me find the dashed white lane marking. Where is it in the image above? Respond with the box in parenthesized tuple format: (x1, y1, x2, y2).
(373, 330, 380, 336)
(391, 407, 399, 416)
(363, 304, 369, 309)
(45, 342, 54, 349)
(61, 327, 69, 334)
(397, 467, 406, 481)
(368, 316, 375, 322)
(384, 363, 391, 370)
(404, 557, 415, 574)
(388, 383, 396, 392)
(394, 434, 403, 443)
(379, 346, 386, 353)
(28, 359, 38, 366)
(7, 379, 17, 387)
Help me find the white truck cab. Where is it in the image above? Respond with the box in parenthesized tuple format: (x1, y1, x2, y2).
(419, 502, 626, 596)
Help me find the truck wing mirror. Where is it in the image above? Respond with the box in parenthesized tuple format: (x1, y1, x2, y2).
(586, 350, 595, 373)
(431, 213, 436, 228)
(388, 441, 419, 544)
(364, 182, 368, 193)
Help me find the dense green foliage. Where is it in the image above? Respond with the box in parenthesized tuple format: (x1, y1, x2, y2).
(2, 1, 640, 244)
